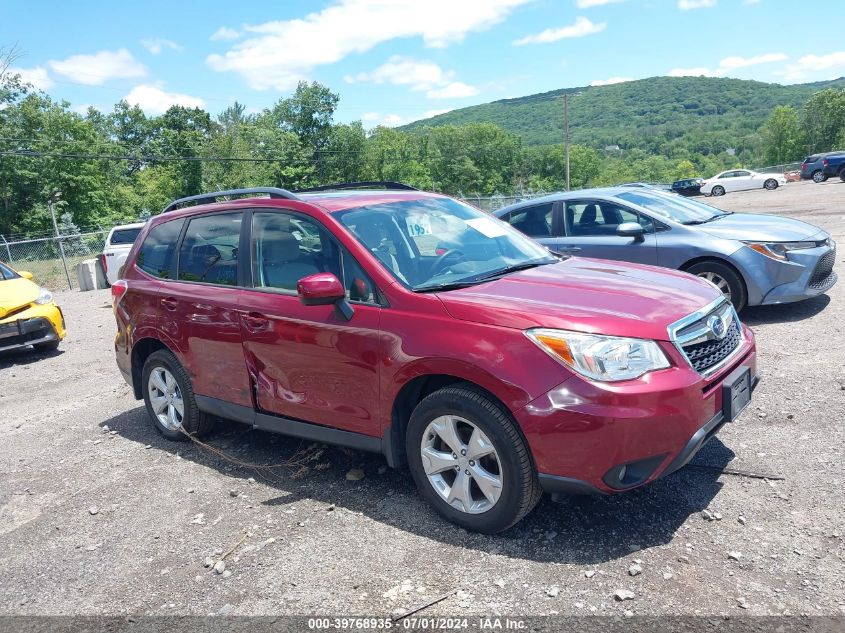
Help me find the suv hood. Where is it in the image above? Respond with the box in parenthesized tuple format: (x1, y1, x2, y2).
(0, 278, 39, 319)
(699, 213, 825, 242)
(437, 258, 721, 341)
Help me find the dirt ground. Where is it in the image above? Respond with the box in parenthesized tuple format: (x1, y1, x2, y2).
(1, 179, 844, 618)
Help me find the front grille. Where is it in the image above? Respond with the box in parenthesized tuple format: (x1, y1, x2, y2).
(669, 300, 743, 375)
(681, 320, 742, 374)
(808, 248, 836, 289)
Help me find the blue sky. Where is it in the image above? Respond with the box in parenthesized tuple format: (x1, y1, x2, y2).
(3, 0, 845, 126)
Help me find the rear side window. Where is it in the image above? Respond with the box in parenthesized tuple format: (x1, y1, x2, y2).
(178, 213, 243, 286)
(136, 219, 184, 279)
(109, 228, 142, 245)
(506, 203, 555, 238)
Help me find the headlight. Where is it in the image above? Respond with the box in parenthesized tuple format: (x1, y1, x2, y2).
(526, 328, 670, 382)
(744, 241, 817, 261)
(34, 287, 53, 305)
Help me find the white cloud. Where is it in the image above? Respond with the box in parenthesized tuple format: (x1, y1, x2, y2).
(206, 0, 530, 90)
(783, 51, 845, 82)
(346, 56, 452, 90)
(211, 26, 241, 41)
(669, 53, 787, 77)
(678, 0, 716, 8)
(141, 38, 183, 55)
(360, 112, 405, 127)
(426, 82, 479, 99)
(576, 0, 625, 7)
(124, 84, 205, 115)
(347, 56, 478, 99)
(49, 49, 146, 85)
(8, 66, 53, 90)
(513, 17, 606, 46)
(590, 76, 633, 86)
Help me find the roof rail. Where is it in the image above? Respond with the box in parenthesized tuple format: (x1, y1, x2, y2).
(294, 181, 419, 193)
(161, 187, 301, 214)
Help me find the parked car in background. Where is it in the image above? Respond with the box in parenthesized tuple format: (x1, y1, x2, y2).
(670, 178, 704, 196)
(820, 153, 845, 182)
(113, 183, 758, 533)
(700, 170, 786, 196)
(0, 260, 66, 353)
(495, 187, 837, 311)
(101, 222, 145, 285)
(801, 151, 845, 182)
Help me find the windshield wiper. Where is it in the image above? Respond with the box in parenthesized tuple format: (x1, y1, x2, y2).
(413, 280, 485, 293)
(471, 259, 555, 282)
(684, 213, 730, 225)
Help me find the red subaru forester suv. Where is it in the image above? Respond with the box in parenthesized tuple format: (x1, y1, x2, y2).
(113, 183, 758, 533)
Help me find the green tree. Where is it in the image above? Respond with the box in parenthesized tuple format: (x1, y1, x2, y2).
(269, 81, 339, 152)
(761, 105, 804, 164)
(802, 89, 845, 153)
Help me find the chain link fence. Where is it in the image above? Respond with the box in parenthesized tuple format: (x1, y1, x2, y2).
(459, 191, 550, 212)
(0, 230, 109, 291)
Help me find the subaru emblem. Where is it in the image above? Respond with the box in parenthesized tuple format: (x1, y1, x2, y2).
(708, 314, 727, 339)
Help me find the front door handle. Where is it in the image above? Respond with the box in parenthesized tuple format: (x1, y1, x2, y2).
(160, 297, 177, 311)
(243, 312, 269, 331)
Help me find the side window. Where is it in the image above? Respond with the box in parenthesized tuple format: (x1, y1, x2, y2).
(506, 203, 554, 238)
(735, 170, 751, 177)
(566, 201, 653, 236)
(252, 212, 377, 303)
(136, 219, 184, 279)
(177, 213, 242, 286)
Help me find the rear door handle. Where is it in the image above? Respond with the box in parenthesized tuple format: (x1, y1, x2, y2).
(160, 297, 177, 311)
(243, 312, 269, 331)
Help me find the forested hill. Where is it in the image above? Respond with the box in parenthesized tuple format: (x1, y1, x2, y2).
(401, 76, 845, 153)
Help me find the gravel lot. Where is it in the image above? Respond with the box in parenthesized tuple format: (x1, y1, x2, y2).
(1, 179, 844, 618)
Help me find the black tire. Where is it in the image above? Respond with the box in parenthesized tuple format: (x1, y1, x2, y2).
(686, 260, 747, 312)
(812, 170, 827, 183)
(711, 185, 725, 197)
(405, 383, 541, 533)
(33, 339, 60, 352)
(141, 349, 215, 441)
(839, 168, 845, 183)
(764, 178, 778, 190)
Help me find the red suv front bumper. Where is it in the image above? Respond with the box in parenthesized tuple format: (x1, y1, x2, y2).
(516, 326, 758, 495)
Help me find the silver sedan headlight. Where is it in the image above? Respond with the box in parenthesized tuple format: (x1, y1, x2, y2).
(526, 329, 670, 382)
(744, 241, 818, 261)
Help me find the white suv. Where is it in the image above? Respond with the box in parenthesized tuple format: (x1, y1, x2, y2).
(101, 222, 145, 285)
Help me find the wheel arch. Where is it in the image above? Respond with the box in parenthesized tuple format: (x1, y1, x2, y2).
(386, 373, 521, 470)
(130, 338, 174, 399)
(680, 255, 749, 298)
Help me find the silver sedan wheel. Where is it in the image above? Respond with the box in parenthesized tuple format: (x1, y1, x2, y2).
(420, 415, 503, 514)
(148, 367, 184, 431)
(697, 271, 732, 302)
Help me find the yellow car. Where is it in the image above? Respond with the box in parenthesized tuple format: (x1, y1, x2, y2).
(0, 260, 66, 353)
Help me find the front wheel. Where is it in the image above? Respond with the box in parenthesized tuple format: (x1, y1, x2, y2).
(839, 168, 845, 183)
(812, 170, 827, 183)
(406, 384, 541, 533)
(141, 350, 215, 441)
(764, 178, 779, 190)
(687, 261, 747, 312)
(711, 185, 725, 196)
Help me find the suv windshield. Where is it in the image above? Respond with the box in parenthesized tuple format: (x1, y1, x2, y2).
(336, 197, 556, 291)
(616, 190, 729, 225)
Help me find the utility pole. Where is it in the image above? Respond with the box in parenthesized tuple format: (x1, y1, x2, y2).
(47, 189, 72, 289)
(564, 93, 570, 192)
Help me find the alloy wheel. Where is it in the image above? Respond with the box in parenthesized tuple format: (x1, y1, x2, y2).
(420, 415, 503, 514)
(812, 171, 826, 183)
(148, 366, 184, 431)
(697, 271, 732, 302)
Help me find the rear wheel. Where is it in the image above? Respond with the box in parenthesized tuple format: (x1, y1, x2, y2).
(812, 170, 827, 183)
(687, 261, 747, 311)
(839, 168, 845, 183)
(406, 384, 541, 533)
(764, 178, 779, 190)
(711, 185, 725, 197)
(141, 350, 215, 441)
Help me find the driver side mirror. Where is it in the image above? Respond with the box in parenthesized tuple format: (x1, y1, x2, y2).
(297, 273, 354, 320)
(18, 270, 34, 280)
(616, 222, 645, 242)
